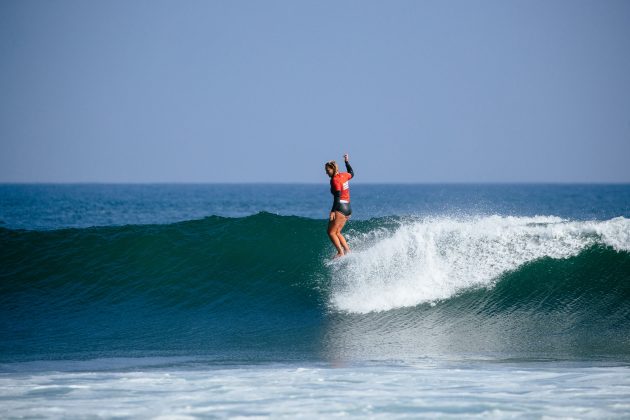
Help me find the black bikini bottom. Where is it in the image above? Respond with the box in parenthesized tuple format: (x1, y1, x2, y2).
(336, 202, 352, 217)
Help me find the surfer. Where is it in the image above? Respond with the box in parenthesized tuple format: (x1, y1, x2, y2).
(325, 153, 354, 258)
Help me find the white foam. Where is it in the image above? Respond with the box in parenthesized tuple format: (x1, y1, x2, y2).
(329, 216, 630, 313)
(1, 362, 629, 419)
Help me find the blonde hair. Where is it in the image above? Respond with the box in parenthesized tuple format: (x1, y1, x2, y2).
(325, 160, 338, 174)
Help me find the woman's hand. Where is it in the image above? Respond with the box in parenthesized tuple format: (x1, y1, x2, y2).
(344, 153, 349, 162)
(329, 212, 336, 221)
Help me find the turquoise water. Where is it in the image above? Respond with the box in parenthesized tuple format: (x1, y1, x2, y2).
(1, 184, 629, 417)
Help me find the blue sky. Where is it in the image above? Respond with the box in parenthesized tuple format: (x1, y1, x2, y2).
(1, 0, 629, 182)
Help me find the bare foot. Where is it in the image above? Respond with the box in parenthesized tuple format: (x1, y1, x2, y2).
(333, 252, 345, 259)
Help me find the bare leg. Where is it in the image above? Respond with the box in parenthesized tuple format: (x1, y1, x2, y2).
(335, 214, 350, 253)
(328, 219, 345, 257)
(337, 232, 350, 253)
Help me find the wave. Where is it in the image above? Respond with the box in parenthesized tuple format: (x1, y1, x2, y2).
(0, 213, 326, 310)
(1, 213, 629, 360)
(329, 215, 630, 313)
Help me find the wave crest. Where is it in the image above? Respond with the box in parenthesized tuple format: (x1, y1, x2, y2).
(329, 216, 630, 313)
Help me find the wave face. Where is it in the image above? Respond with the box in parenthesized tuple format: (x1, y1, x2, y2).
(1, 213, 629, 361)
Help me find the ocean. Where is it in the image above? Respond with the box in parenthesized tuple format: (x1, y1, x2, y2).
(1, 183, 629, 418)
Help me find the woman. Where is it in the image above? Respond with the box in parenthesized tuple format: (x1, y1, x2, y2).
(325, 153, 354, 258)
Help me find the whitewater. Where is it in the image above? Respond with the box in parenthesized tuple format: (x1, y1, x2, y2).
(330, 215, 630, 313)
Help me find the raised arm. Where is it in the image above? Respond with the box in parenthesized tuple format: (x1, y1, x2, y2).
(344, 153, 354, 178)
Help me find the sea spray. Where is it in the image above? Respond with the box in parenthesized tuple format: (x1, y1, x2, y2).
(329, 215, 630, 313)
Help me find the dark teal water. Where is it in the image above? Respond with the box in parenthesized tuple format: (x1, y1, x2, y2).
(1, 184, 629, 364)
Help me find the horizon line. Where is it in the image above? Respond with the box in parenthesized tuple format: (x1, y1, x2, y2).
(1, 181, 629, 186)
